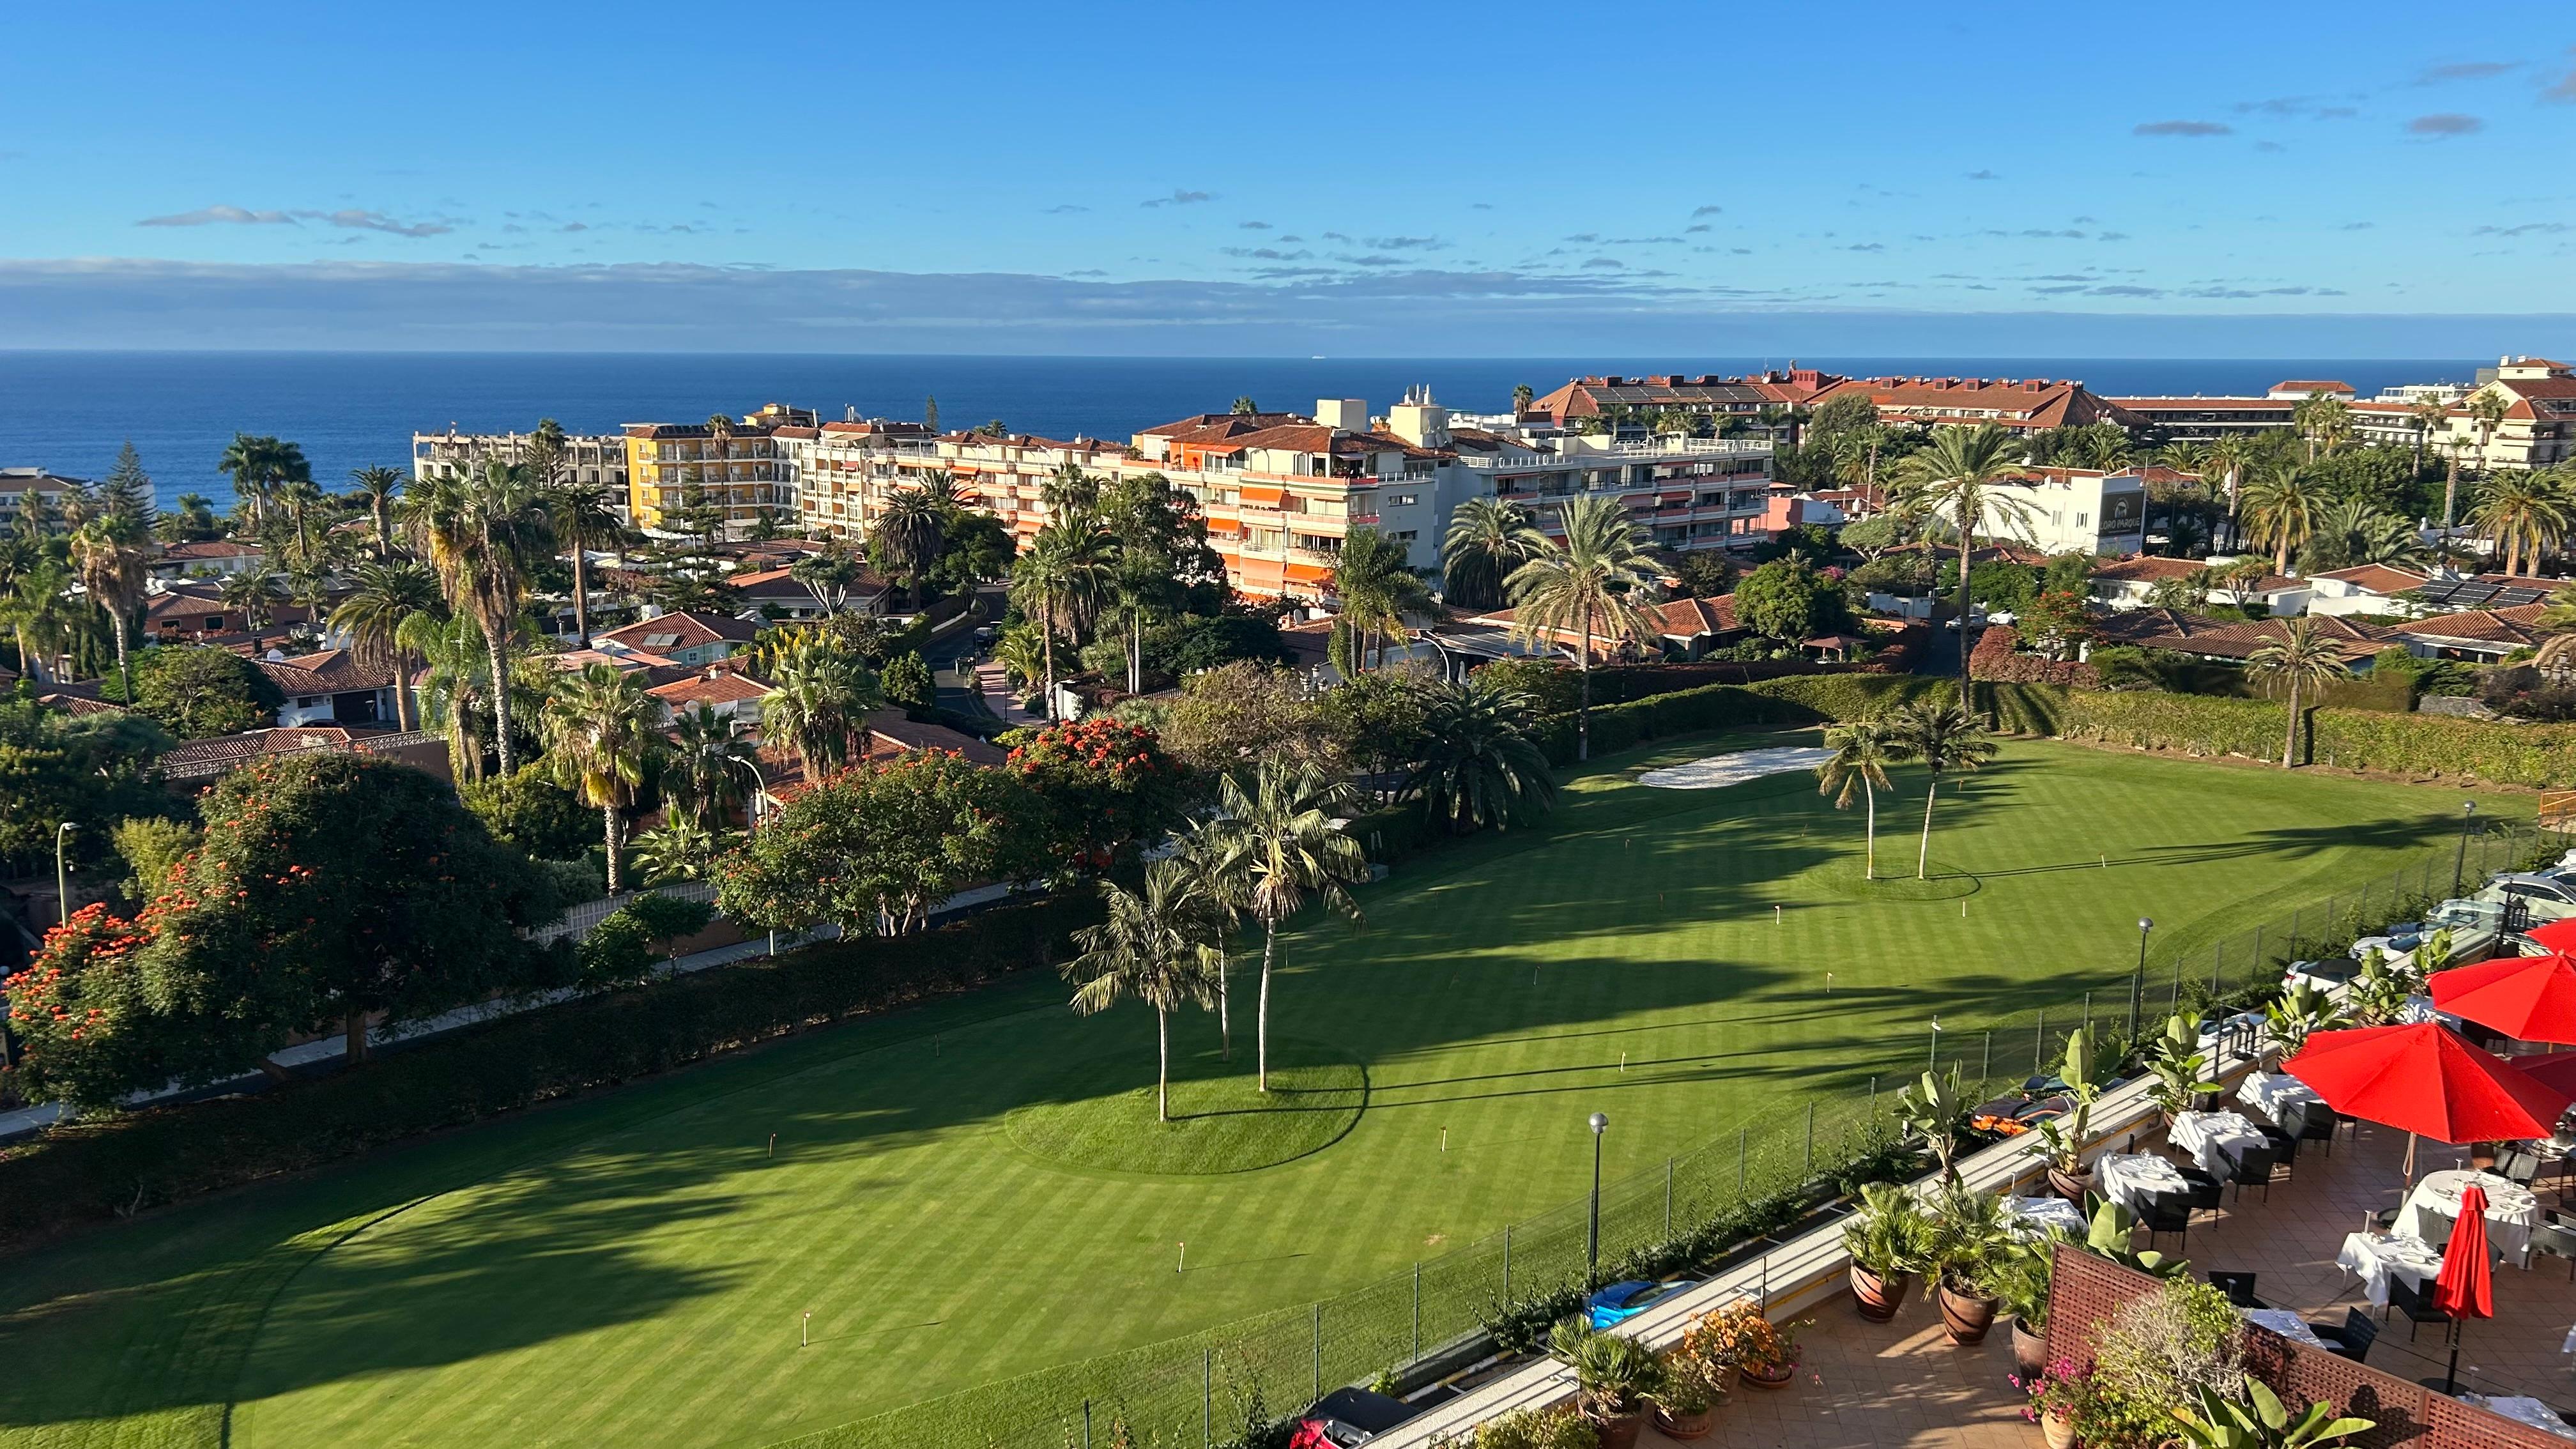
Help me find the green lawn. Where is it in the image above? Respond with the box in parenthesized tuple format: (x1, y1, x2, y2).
(0, 733, 2517, 1449)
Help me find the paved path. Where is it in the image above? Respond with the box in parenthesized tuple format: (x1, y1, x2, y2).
(973, 661, 1045, 727)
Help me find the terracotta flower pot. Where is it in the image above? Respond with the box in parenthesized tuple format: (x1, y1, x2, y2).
(2046, 1165, 2094, 1203)
(2040, 1405, 2079, 1449)
(1591, 1407, 1649, 1449)
(1739, 1361, 1795, 1390)
(1654, 1406, 1717, 1441)
(2009, 1315, 2048, 1381)
(1849, 1263, 1913, 1321)
(1938, 1280, 2000, 1346)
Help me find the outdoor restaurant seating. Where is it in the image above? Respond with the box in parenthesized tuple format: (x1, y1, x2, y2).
(2289, 1099, 2338, 1154)
(2386, 1276, 2451, 1340)
(2497, 1144, 2547, 1184)
(2225, 1142, 2280, 1202)
(2174, 1163, 2225, 1218)
(2308, 1305, 2378, 1361)
(2140, 1194, 2192, 1251)
(2529, 1221, 2576, 1280)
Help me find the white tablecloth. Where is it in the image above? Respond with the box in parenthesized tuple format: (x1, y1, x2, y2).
(2171, 1110, 2271, 1174)
(2400, 1169, 2539, 1265)
(2005, 1195, 2087, 1239)
(2400, 995, 2465, 1029)
(2335, 1230, 2448, 1307)
(2241, 1307, 2326, 1348)
(2236, 1071, 2323, 1126)
(2096, 1153, 2189, 1212)
(2465, 1395, 2576, 1440)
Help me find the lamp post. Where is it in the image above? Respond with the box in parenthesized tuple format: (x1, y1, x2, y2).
(2129, 917, 2153, 1037)
(53, 822, 75, 928)
(1586, 1112, 1609, 1285)
(2451, 800, 2478, 898)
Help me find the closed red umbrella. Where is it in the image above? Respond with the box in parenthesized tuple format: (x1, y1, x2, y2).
(2430, 951, 2576, 1044)
(2432, 1181, 2495, 1393)
(2285, 1023, 2573, 1145)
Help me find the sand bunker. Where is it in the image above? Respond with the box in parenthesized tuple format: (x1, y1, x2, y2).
(1636, 746, 1832, 790)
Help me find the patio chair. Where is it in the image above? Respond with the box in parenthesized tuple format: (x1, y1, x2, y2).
(2140, 1194, 2192, 1252)
(2496, 1146, 2545, 1185)
(2386, 1276, 2449, 1340)
(2310, 1307, 2377, 1363)
(2205, 1270, 2266, 1308)
(2175, 1165, 2225, 1218)
(2225, 1142, 2280, 1204)
(2253, 1121, 2301, 1170)
(2290, 1100, 2338, 1156)
(2531, 1222, 2576, 1282)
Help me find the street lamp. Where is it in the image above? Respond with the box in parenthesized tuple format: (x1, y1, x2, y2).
(2451, 801, 2478, 898)
(53, 822, 75, 929)
(2128, 917, 2153, 1037)
(1586, 1112, 1609, 1285)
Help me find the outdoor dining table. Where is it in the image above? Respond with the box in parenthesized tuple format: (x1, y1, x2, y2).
(2235, 1070, 2324, 1126)
(2463, 1395, 2576, 1441)
(2335, 1230, 2448, 1307)
(2400, 1169, 2539, 1265)
(2094, 1152, 2189, 1213)
(2240, 1307, 2327, 1348)
(2004, 1195, 2087, 1239)
(2170, 1110, 2271, 1174)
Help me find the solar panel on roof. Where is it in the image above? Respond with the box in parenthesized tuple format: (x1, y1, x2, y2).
(642, 632, 682, 647)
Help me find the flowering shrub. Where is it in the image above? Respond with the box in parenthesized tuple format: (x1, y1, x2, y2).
(1006, 718, 1188, 874)
(1684, 1298, 1798, 1376)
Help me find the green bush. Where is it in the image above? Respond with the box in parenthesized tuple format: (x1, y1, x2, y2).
(0, 893, 1101, 1246)
(2058, 689, 2576, 785)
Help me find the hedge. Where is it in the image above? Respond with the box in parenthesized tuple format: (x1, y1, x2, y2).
(0, 892, 1103, 1247)
(2059, 689, 2576, 786)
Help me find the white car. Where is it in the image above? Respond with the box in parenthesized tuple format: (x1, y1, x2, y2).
(2478, 873, 2576, 924)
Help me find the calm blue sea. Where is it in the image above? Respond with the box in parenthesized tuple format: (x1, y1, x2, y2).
(0, 352, 2486, 512)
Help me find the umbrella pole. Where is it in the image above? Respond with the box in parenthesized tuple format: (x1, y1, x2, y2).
(2404, 1131, 2419, 1188)
(2442, 1316, 2462, 1395)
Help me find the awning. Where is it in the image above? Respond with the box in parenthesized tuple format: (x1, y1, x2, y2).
(1284, 561, 1333, 585)
(1239, 484, 1286, 506)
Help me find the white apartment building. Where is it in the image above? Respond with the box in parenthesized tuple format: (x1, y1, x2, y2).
(778, 392, 1777, 602)
(1983, 467, 2147, 556)
(412, 427, 630, 496)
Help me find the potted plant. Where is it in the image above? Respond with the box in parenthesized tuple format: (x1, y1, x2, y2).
(2147, 1015, 2224, 1123)
(2028, 1027, 2103, 1200)
(2016, 1357, 2097, 1449)
(1984, 1238, 2057, 1380)
(2261, 982, 2346, 1066)
(1922, 1180, 2013, 1345)
(1473, 1403, 1601, 1449)
(1648, 1349, 1726, 1442)
(1546, 1318, 1661, 1449)
(2171, 1379, 2373, 1449)
(1692, 1298, 1799, 1389)
(1897, 1063, 1967, 1183)
(1840, 1181, 1930, 1321)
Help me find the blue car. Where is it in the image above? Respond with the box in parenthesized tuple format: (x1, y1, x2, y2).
(1585, 1278, 1694, 1330)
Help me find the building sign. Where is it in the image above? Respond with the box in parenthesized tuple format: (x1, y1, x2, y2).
(2098, 490, 2143, 535)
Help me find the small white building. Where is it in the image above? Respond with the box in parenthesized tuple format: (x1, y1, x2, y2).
(1983, 468, 2147, 556)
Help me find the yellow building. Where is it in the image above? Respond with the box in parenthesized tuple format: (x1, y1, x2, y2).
(620, 403, 813, 535)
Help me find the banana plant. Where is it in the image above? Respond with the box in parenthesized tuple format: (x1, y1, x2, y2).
(2263, 981, 2348, 1059)
(2026, 1027, 2101, 1176)
(2083, 1198, 2189, 1278)
(2147, 1013, 2224, 1117)
(1898, 1064, 1968, 1183)
(2346, 948, 2413, 1027)
(2172, 1379, 2373, 1448)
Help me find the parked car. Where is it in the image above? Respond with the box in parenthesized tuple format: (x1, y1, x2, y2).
(2480, 874, 2576, 924)
(1584, 1276, 1698, 1329)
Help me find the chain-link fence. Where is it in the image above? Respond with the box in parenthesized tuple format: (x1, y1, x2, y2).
(790, 817, 2563, 1449)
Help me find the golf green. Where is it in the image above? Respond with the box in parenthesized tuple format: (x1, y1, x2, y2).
(0, 732, 2512, 1449)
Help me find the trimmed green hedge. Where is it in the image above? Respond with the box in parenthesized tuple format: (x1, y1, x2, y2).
(0, 893, 1102, 1247)
(2059, 689, 2576, 786)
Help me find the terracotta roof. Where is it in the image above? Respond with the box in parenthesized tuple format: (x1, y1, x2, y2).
(1807, 376, 2139, 432)
(156, 540, 263, 560)
(2393, 603, 2548, 648)
(2271, 380, 2355, 395)
(647, 671, 774, 707)
(1645, 594, 1742, 637)
(2310, 564, 2430, 595)
(2091, 556, 2207, 585)
(161, 726, 356, 770)
(1142, 411, 1314, 442)
(861, 709, 1006, 766)
(728, 565, 891, 597)
(595, 611, 761, 652)
(2090, 610, 2384, 663)
(256, 648, 394, 694)
(39, 691, 125, 717)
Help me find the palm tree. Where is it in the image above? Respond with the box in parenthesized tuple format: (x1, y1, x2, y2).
(2202, 434, 2253, 548)
(1512, 383, 1536, 416)
(760, 631, 878, 779)
(349, 466, 405, 555)
(1441, 496, 1544, 611)
(217, 434, 308, 528)
(2246, 618, 2350, 769)
(629, 814, 727, 884)
(2239, 465, 2328, 577)
(542, 662, 663, 895)
(873, 480, 951, 605)
(1816, 716, 1901, 881)
(2467, 387, 2513, 473)
(1503, 495, 1662, 761)
(1409, 673, 1558, 833)
(1168, 818, 1248, 1059)
(273, 477, 329, 568)
(1892, 422, 2033, 705)
(1230, 395, 1260, 415)
(1009, 511, 1116, 719)
(1891, 701, 1996, 881)
(1207, 760, 1368, 1091)
(330, 559, 441, 732)
(2407, 394, 2451, 475)
(1329, 526, 1432, 672)
(2540, 584, 2576, 634)
(2469, 470, 2571, 578)
(0, 564, 77, 683)
(2293, 392, 2352, 462)
(1064, 859, 1225, 1121)
(404, 459, 554, 775)
(68, 511, 150, 705)
(399, 610, 491, 781)
(217, 565, 286, 631)
(666, 703, 758, 827)
(544, 477, 626, 645)
(2300, 498, 2433, 573)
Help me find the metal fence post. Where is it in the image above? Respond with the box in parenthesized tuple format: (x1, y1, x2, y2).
(1203, 1347, 1213, 1449)
(2212, 941, 2224, 1000)
(2035, 1009, 2044, 1073)
(1868, 1075, 1877, 1112)
(1665, 1158, 1675, 1236)
(1804, 1099, 1815, 1179)
(1084, 1400, 1092, 1449)
(1502, 1226, 1511, 1302)
(1411, 1263, 1421, 1362)
(1983, 1030, 1993, 1080)
(2082, 991, 2092, 1038)
(1738, 1126, 1748, 1195)
(2288, 907, 2301, 958)
(1313, 1304, 1322, 1403)
(2252, 924, 2265, 974)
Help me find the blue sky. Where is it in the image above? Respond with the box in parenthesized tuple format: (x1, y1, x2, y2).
(3, 2, 2573, 353)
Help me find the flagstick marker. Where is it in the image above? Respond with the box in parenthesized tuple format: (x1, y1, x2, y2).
(1774, 905, 1782, 927)
(768, 1133, 776, 1158)
(1439, 1127, 1448, 1153)
(1620, 1052, 1627, 1073)
(801, 1310, 811, 1348)
(1177, 1241, 1186, 1275)
(1825, 972, 1833, 994)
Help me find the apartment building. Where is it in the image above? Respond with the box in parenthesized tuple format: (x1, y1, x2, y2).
(0, 468, 90, 534)
(1985, 466, 2148, 556)
(1807, 374, 2140, 434)
(621, 403, 815, 536)
(411, 427, 629, 494)
(2430, 357, 2576, 469)
(2108, 379, 2356, 440)
(783, 392, 1776, 602)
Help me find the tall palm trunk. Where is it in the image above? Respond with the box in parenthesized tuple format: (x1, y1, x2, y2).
(1128, 611, 1143, 694)
(1956, 523, 1975, 711)
(1863, 780, 1877, 881)
(110, 617, 133, 714)
(1040, 611, 1057, 720)
(12, 627, 37, 684)
(2441, 455, 2461, 533)
(603, 805, 623, 894)
(484, 622, 516, 776)
(2280, 678, 2303, 769)
(1917, 777, 1938, 881)
(1216, 949, 1231, 1059)
(393, 648, 417, 732)
(346, 1009, 369, 1065)
(570, 542, 592, 645)
(1575, 599, 1594, 762)
(1156, 1006, 1170, 1122)
(1257, 919, 1279, 1092)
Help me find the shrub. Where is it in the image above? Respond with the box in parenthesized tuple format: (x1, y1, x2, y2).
(0, 891, 1102, 1245)
(1473, 1405, 1598, 1449)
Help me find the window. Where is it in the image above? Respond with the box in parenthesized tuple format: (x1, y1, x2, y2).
(1389, 493, 1418, 507)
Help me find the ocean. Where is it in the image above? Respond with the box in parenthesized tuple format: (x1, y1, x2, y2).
(0, 351, 2487, 512)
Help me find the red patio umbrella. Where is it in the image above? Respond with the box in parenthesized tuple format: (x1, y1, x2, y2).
(2517, 1050, 2576, 1099)
(2432, 1181, 2495, 1393)
(2430, 951, 2576, 1044)
(2528, 918, 2576, 953)
(2285, 1023, 2573, 1144)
